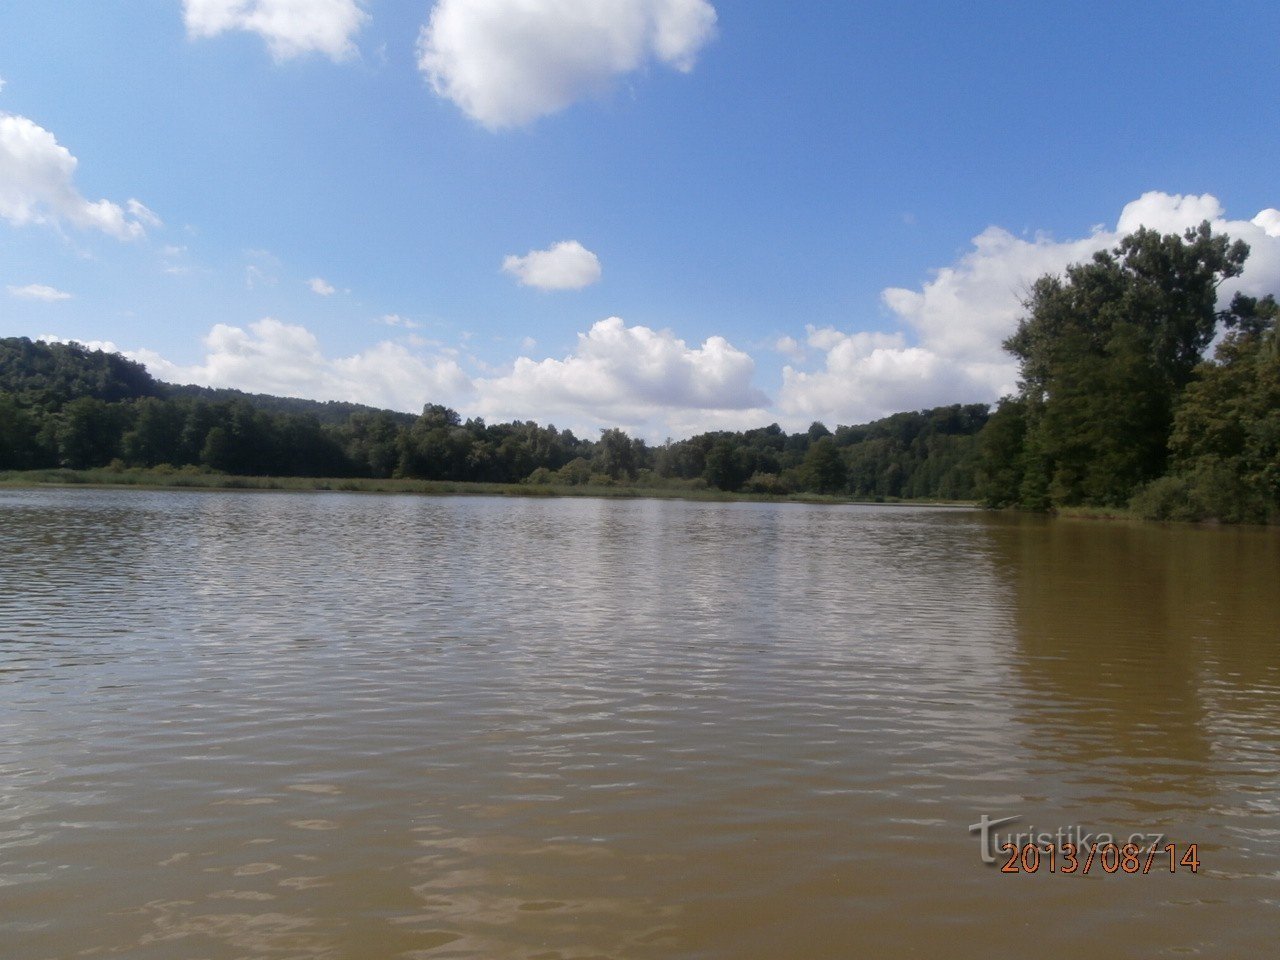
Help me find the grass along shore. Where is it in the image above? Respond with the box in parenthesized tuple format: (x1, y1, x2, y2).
(0, 466, 976, 508)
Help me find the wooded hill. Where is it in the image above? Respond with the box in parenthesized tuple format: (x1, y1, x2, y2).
(3, 220, 1276, 520)
(0, 336, 987, 499)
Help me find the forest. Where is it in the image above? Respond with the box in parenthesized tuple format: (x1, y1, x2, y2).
(2, 221, 1277, 520)
(0, 335, 987, 500)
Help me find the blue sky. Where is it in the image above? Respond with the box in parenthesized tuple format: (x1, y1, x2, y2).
(2, 0, 1278, 439)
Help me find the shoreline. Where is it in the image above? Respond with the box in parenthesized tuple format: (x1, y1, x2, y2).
(0, 467, 977, 509)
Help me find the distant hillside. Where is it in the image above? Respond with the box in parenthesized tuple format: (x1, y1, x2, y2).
(0, 336, 160, 406)
(0, 338, 413, 425)
(0, 334, 991, 501)
(163, 383, 416, 427)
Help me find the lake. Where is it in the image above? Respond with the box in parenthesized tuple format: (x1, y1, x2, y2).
(2, 488, 1278, 958)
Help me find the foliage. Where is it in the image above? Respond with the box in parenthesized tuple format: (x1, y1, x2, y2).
(988, 222, 1274, 519)
(1133, 293, 1280, 523)
(2, 336, 991, 502)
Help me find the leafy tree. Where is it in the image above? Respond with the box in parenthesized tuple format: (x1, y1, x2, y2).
(593, 428, 638, 481)
(704, 438, 749, 491)
(55, 397, 129, 468)
(342, 410, 403, 478)
(975, 397, 1027, 507)
(122, 397, 186, 466)
(0, 394, 45, 469)
(802, 436, 846, 493)
(1145, 294, 1280, 522)
(1003, 222, 1250, 508)
(200, 426, 233, 472)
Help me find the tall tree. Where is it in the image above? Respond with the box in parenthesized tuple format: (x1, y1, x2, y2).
(593, 428, 638, 482)
(1003, 222, 1250, 508)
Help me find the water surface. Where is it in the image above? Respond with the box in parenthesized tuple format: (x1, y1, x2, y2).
(2, 488, 1278, 958)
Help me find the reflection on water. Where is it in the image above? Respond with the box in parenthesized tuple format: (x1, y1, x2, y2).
(1, 489, 1277, 958)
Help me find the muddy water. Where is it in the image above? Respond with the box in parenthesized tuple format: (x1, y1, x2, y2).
(2, 488, 1277, 958)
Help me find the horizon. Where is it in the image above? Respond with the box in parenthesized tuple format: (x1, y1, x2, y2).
(12, 332, 998, 441)
(3, 2, 1279, 442)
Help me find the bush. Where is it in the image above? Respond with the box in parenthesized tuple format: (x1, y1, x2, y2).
(555, 458, 593, 486)
(1130, 476, 1205, 522)
(743, 471, 792, 495)
(1131, 462, 1270, 524)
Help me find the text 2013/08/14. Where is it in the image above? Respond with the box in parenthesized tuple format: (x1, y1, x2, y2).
(999, 842, 1200, 875)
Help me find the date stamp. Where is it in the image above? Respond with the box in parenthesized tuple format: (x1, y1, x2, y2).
(997, 840, 1200, 874)
(968, 815, 1200, 873)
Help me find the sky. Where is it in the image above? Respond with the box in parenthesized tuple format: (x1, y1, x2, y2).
(2, 0, 1278, 441)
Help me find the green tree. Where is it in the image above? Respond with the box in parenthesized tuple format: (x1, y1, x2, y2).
(1003, 222, 1250, 508)
(593, 428, 637, 482)
(703, 438, 748, 491)
(55, 397, 128, 468)
(343, 410, 403, 478)
(975, 397, 1027, 507)
(200, 425, 232, 471)
(122, 397, 186, 466)
(802, 436, 846, 493)
(1148, 293, 1280, 522)
(0, 395, 44, 469)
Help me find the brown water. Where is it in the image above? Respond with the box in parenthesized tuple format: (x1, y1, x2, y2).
(1, 488, 1278, 959)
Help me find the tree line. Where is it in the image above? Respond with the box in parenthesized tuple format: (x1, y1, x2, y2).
(0, 336, 988, 498)
(4, 221, 1275, 519)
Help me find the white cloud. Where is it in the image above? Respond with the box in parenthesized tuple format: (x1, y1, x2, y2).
(779, 191, 1280, 427)
(308, 276, 335, 296)
(183, 0, 369, 61)
(418, 0, 718, 128)
(9, 283, 73, 302)
(380, 314, 422, 329)
(127, 198, 163, 229)
(32, 192, 1275, 440)
(779, 327, 1002, 427)
(475, 317, 769, 437)
(502, 240, 602, 290)
(137, 317, 473, 412)
(49, 315, 767, 437)
(0, 112, 155, 240)
(37, 334, 122, 353)
(1254, 209, 1280, 239)
(0, 77, 7, 95)
(773, 335, 804, 362)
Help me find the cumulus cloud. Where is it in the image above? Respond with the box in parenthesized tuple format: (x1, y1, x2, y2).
(183, 0, 369, 61)
(308, 276, 335, 296)
(9, 283, 73, 302)
(475, 316, 769, 437)
(779, 327, 1002, 428)
(502, 240, 602, 290)
(418, 0, 718, 128)
(1254, 208, 1280, 239)
(773, 335, 804, 362)
(0, 112, 155, 240)
(780, 191, 1280, 427)
(136, 317, 473, 412)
